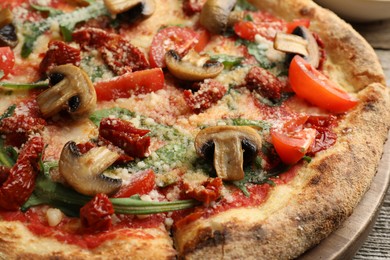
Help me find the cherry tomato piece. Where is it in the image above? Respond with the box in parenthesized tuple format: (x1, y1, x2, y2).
(149, 26, 198, 68)
(271, 128, 316, 165)
(94, 68, 164, 101)
(286, 19, 311, 34)
(0, 47, 15, 79)
(193, 28, 210, 53)
(289, 55, 358, 113)
(112, 169, 155, 198)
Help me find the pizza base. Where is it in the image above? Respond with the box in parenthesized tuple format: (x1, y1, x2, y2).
(0, 0, 389, 259)
(174, 0, 390, 258)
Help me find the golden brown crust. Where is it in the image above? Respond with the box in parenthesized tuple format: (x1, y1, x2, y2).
(175, 0, 390, 259)
(0, 222, 176, 259)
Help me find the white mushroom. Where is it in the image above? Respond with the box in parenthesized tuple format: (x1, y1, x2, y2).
(59, 141, 121, 196)
(36, 64, 97, 118)
(103, 0, 155, 16)
(195, 126, 262, 181)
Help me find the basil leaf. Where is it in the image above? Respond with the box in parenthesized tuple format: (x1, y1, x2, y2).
(0, 104, 16, 121)
(30, 4, 63, 17)
(234, 0, 257, 11)
(210, 54, 244, 70)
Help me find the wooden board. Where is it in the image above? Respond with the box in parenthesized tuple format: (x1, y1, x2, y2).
(300, 133, 390, 259)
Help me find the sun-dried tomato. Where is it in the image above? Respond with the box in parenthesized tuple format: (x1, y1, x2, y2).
(0, 136, 44, 210)
(244, 66, 285, 99)
(39, 40, 81, 76)
(183, 177, 223, 205)
(99, 117, 151, 159)
(80, 193, 114, 233)
(182, 0, 206, 16)
(73, 28, 149, 75)
(0, 166, 10, 185)
(184, 79, 227, 113)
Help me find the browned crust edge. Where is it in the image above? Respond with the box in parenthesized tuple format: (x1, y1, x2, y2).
(176, 0, 390, 259)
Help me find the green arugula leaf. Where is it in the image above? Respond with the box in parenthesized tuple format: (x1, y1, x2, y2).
(22, 1, 109, 58)
(89, 107, 136, 126)
(234, 0, 257, 11)
(0, 70, 4, 79)
(0, 81, 49, 90)
(0, 104, 16, 121)
(210, 54, 244, 70)
(22, 173, 198, 216)
(0, 139, 16, 167)
(30, 3, 64, 16)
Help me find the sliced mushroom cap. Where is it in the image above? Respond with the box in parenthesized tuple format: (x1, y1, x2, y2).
(195, 125, 262, 181)
(0, 8, 18, 48)
(200, 0, 237, 34)
(274, 26, 320, 68)
(59, 141, 121, 196)
(104, 0, 155, 17)
(36, 64, 97, 118)
(165, 49, 224, 81)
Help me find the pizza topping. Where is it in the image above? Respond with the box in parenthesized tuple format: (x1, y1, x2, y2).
(183, 177, 223, 205)
(289, 55, 358, 113)
(149, 26, 199, 68)
(165, 49, 224, 81)
(199, 0, 242, 34)
(183, 79, 227, 113)
(21, 1, 109, 58)
(59, 141, 121, 196)
(36, 64, 97, 118)
(73, 28, 149, 75)
(99, 117, 151, 159)
(275, 26, 320, 69)
(0, 8, 18, 48)
(104, 0, 155, 17)
(0, 136, 44, 210)
(244, 66, 284, 99)
(80, 193, 114, 233)
(39, 41, 81, 76)
(195, 125, 262, 181)
(0, 46, 15, 80)
(182, 0, 206, 15)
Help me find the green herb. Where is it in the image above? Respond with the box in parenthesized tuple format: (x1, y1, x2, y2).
(234, 0, 257, 11)
(30, 3, 64, 16)
(210, 54, 244, 70)
(0, 81, 49, 90)
(0, 71, 4, 79)
(303, 155, 312, 163)
(236, 39, 275, 69)
(22, 1, 109, 58)
(0, 139, 15, 167)
(0, 104, 16, 121)
(22, 173, 198, 216)
(89, 107, 136, 126)
(255, 92, 294, 107)
(230, 118, 271, 132)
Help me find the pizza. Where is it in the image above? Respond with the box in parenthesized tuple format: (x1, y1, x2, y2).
(0, 0, 389, 258)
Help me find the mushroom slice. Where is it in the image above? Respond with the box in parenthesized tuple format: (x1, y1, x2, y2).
(165, 49, 224, 81)
(103, 0, 155, 16)
(195, 126, 262, 181)
(200, 0, 237, 34)
(274, 33, 308, 57)
(36, 64, 97, 118)
(274, 26, 320, 68)
(59, 141, 121, 196)
(0, 8, 18, 48)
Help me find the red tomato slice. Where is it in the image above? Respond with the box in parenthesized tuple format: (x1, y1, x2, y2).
(193, 28, 210, 53)
(94, 68, 164, 101)
(148, 26, 198, 68)
(234, 21, 285, 41)
(0, 47, 15, 79)
(289, 56, 358, 113)
(112, 169, 155, 198)
(286, 19, 311, 34)
(271, 128, 317, 165)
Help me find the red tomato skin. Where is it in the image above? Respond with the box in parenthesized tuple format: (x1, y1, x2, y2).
(289, 56, 358, 113)
(112, 169, 155, 198)
(0, 47, 15, 79)
(80, 194, 114, 233)
(271, 128, 316, 165)
(286, 19, 311, 34)
(148, 27, 198, 68)
(94, 68, 164, 101)
(193, 29, 210, 53)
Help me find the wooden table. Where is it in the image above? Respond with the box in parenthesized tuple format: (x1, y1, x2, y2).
(353, 19, 390, 259)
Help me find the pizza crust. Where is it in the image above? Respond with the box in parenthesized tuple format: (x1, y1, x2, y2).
(174, 0, 390, 258)
(0, 221, 176, 259)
